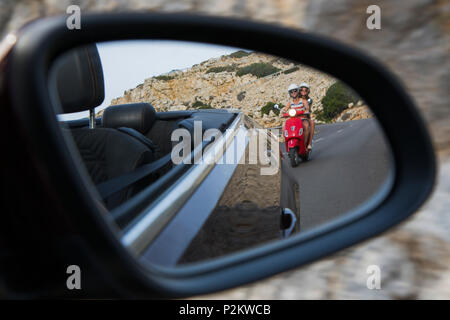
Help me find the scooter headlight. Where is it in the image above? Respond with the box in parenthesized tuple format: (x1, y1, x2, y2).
(284, 130, 288, 137)
(288, 109, 297, 117)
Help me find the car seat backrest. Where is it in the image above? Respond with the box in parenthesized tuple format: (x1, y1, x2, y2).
(102, 103, 157, 134)
(52, 44, 105, 113)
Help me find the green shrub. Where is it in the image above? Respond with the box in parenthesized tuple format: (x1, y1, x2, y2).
(260, 102, 284, 116)
(228, 50, 251, 58)
(237, 91, 246, 101)
(192, 100, 213, 109)
(316, 81, 359, 122)
(154, 75, 174, 81)
(206, 64, 237, 73)
(197, 105, 214, 109)
(236, 63, 281, 78)
(275, 57, 294, 65)
(282, 66, 300, 74)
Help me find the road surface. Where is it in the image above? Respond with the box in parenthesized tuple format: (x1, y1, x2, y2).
(280, 118, 392, 231)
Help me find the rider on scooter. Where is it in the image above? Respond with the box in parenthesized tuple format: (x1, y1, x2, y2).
(299, 82, 314, 151)
(281, 83, 312, 150)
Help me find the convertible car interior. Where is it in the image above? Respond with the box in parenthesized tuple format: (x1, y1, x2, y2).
(53, 44, 236, 211)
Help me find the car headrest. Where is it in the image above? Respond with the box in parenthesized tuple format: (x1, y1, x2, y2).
(102, 103, 157, 134)
(53, 45, 105, 113)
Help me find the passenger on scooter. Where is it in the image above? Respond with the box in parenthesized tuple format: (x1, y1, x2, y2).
(299, 82, 315, 151)
(281, 83, 311, 148)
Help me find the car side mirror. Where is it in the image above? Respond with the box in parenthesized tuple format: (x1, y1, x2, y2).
(0, 13, 436, 298)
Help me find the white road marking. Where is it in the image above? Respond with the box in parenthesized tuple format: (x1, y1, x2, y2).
(313, 138, 324, 143)
(337, 129, 344, 134)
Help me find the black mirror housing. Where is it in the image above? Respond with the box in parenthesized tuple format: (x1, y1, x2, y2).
(0, 13, 436, 298)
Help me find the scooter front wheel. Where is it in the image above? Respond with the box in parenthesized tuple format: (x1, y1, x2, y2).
(289, 148, 299, 167)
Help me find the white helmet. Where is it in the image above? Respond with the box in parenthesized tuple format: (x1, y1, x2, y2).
(288, 83, 299, 92)
(299, 82, 310, 89)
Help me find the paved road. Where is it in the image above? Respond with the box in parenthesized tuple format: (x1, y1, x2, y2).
(280, 118, 392, 231)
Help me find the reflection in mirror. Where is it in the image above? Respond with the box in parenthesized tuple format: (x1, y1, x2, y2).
(49, 40, 393, 267)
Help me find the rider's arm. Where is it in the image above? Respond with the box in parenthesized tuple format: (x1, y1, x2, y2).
(285, 102, 291, 110)
(303, 99, 310, 112)
(306, 98, 313, 112)
(280, 102, 290, 116)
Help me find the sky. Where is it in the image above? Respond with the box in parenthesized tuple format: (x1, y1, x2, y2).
(57, 40, 240, 121)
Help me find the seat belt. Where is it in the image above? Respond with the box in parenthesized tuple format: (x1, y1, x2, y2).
(96, 138, 215, 200)
(117, 127, 156, 152)
(96, 153, 172, 200)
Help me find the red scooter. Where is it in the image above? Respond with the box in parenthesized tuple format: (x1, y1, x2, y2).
(275, 104, 312, 167)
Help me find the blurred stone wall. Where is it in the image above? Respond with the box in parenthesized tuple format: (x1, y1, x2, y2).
(1, 0, 448, 299)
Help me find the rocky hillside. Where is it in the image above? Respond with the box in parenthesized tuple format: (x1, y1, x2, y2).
(334, 103, 373, 123)
(107, 51, 370, 127)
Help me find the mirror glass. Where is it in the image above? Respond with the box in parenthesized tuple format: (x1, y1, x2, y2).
(49, 40, 393, 267)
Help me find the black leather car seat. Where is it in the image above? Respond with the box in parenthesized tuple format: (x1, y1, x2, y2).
(102, 102, 158, 156)
(52, 45, 154, 209)
(102, 102, 174, 182)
